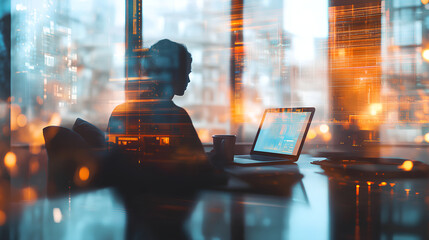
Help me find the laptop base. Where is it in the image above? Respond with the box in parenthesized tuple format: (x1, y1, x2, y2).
(234, 155, 295, 165)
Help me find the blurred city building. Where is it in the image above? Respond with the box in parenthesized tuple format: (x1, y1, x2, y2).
(11, 0, 124, 144)
(382, 0, 429, 144)
(240, 0, 328, 142)
(328, 0, 382, 149)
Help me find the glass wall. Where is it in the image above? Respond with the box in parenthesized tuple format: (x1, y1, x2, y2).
(9, 0, 429, 146)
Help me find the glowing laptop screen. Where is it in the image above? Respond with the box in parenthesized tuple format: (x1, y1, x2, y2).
(253, 111, 311, 155)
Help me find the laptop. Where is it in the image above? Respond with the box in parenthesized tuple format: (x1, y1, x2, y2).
(234, 107, 315, 165)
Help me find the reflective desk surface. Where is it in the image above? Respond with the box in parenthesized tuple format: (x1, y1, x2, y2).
(5, 154, 429, 240)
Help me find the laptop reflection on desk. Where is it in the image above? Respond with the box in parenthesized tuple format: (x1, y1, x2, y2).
(234, 107, 315, 165)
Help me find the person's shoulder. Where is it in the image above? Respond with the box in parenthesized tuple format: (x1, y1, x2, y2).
(111, 102, 139, 115)
(111, 103, 127, 112)
(169, 102, 194, 124)
(170, 102, 189, 115)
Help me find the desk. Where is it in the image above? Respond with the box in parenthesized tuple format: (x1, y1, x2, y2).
(4, 154, 429, 239)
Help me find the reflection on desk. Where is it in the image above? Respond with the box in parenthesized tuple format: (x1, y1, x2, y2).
(6, 155, 429, 240)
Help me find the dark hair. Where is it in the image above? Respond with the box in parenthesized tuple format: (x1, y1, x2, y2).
(144, 39, 191, 78)
(139, 39, 192, 98)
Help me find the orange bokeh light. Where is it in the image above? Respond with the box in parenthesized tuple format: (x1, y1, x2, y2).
(307, 129, 317, 140)
(319, 124, 329, 133)
(21, 187, 37, 202)
(4, 152, 16, 168)
(424, 133, 429, 143)
(414, 136, 423, 143)
(48, 113, 62, 126)
(29, 144, 42, 155)
(197, 129, 210, 143)
(322, 132, 332, 142)
(369, 103, 382, 116)
(10, 104, 21, 131)
(17, 114, 27, 127)
(398, 160, 413, 171)
(79, 167, 90, 181)
(0, 210, 6, 226)
(30, 160, 40, 174)
(422, 49, 429, 61)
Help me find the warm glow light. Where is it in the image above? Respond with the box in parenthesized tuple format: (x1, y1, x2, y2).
(369, 103, 382, 116)
(22, 187, 37, 202)
(4, 152, 16, 168)
(424, 133, 429, 143)
(245, 108, 263, 124)
(307, 129, 317, 140)
(398, 160, 413, 171)
(29, 144, 41, 155)
(29, 123, 46, 145)
(422, 49, 429, 61)
(379, 182, 387, 186)
(319, 124, 329, 133)
(53, 208, 62, 223)
(197, 129, 210, 143)
(160, 137, 169, 145)
(322, 132, 332, 142)
(10, 104, 21, 131)
(48, 113, 62, 126)
(405, 189, 410, 197)
(0, 210, 6, 226)
(422, 0, 429, 5)
(30, 159, 40, 174)
(17, 114, 27, 127)
(79, 167, 90, 181)
(414, 136, 423, 143)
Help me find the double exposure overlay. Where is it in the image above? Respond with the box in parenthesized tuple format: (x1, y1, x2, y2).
(1, 0, 429, 239)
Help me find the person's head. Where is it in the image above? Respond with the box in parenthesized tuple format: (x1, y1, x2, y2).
(144, 39, 192, 98)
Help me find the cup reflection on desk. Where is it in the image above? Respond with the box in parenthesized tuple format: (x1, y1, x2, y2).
(212, 135, 236, 166)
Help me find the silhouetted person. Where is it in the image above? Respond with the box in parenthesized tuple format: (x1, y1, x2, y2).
(107, 39, 219, 190)
(107, 39, 218, 239)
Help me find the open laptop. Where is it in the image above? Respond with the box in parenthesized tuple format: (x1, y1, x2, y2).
(234, 107, 315, 165)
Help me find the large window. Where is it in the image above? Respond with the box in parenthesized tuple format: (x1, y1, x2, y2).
(9, 0, 429, 146)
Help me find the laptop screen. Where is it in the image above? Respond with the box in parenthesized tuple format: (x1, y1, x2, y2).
(253, 110, 312, 156)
